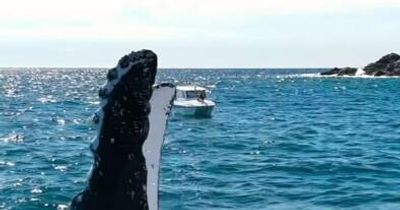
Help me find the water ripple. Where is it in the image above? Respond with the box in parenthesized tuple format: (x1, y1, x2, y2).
(1, 68, 400, 209)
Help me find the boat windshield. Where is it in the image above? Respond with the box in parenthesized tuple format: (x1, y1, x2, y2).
(186, 90, 205, 99)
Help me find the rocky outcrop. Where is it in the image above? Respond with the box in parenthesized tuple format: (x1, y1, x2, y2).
(363, 53, 400, 75)
(320, 67, 357, 76)
(337, 67, 358, 76)
(321, 53, 400, 76)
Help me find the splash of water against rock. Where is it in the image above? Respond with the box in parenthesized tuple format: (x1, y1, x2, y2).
(321, 53, 400, 76)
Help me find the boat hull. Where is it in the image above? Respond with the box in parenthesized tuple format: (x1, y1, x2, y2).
(173, 105, 214, 118)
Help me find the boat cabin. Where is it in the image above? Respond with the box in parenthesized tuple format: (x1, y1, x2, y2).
(175, 86, 207, 100)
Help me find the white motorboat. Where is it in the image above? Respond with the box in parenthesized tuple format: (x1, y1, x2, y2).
(173, 85, 216, 118)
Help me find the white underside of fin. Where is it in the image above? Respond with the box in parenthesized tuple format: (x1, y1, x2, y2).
(143, 85, 176, 210)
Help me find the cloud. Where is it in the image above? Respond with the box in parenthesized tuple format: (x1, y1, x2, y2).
(0, 0, 122, 22)
(0, 0, 399, 41)
(0, 0, 177, 40)
(133, 0, 400, 17)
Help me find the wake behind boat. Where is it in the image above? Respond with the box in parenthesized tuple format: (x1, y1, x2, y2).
(173, 85, 215, 118)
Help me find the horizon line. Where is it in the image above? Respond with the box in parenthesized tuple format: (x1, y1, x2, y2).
(0, 66, 333, 69)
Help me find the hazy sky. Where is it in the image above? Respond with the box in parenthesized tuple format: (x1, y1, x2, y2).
(0, 0, 399, 68)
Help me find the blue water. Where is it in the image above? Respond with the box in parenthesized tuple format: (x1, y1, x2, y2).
(1, 68, 400, 210)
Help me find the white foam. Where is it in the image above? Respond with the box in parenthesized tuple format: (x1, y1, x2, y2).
(57, 204, 69, 210)
(31, 188, 43, 194)
(0, 161, 15, 167)
(355, 68, 366, 76)
(0, 132, 24, 143)
(54, 165, 68, 172)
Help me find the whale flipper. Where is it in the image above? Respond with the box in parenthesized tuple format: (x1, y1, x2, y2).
(144, 83, 175, 210)
(71, 50, 175, 210)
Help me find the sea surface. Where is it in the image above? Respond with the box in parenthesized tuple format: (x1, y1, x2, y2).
(0, 68, 400, 210)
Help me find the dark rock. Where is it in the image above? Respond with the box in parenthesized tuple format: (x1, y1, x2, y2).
(337, 67, 357, 76)
(364, 53, 400, 75)
(320, 67, 340, 75)
(386, 60, 400, 72)
(388, 70, 400, 76)
(322, 53, 400, 77)
(372, 70, 386, 77)
(321, 67, 357, 76)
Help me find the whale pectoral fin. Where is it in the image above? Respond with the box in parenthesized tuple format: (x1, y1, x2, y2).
(71, 50, 175, 210)
(144, 84, 176, 210)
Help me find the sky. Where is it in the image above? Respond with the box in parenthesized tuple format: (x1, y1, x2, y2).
(0, 0, 399, 68)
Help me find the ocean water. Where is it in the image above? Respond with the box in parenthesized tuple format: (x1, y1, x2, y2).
(1, 68, 400, 210)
